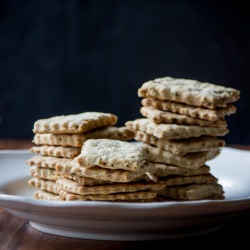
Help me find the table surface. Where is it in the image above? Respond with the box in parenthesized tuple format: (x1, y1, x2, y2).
(0, 139, 250, 249)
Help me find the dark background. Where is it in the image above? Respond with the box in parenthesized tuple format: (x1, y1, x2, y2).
(0, 0, 249, 144)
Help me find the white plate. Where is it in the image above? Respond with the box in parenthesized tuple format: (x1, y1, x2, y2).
(0, 148, 250, 241)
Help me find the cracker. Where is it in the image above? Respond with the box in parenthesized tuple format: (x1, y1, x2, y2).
(56, 177, 165, 195)
(150, 163, 210, 177)
(134, 131, 225, 155)
(141, 98, 237, 121)
(32, 126, 135, 147)
(57, 163, 156, 183)
(30, 145, 81, 159)
(125, 118, 229, 139)
(159, 173, 218, 186)
(72, 139, 148, 171)
(57, 188, 157, 201)
(140, 106, 227, 127)
(29, 166, 59, 181)
(26, 155, 72, 169)
(138, 76, 240, 109)
(34, 190, 64, 201)
(143, 143, 220, 168)
(158, 183, 224, 200)
(28, 178, 58, 194)
(73, 175, 114, 186)
(33, 112, 118, 134)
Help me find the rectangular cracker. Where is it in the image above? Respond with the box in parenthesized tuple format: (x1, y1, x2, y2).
(33, 112, 118, 134)
(29, 166, 59, 181)
(26, 155, 72, 169)
(138, 76, 240, 109)
(57, 162, 156, 183)
(30, 145, 81, 159)
(143, 143, 220, 168)
(159, 173, 218, 186)
(140, 106, 227, 127)
(34, 190, 65, 201)
(72, 139, 148, 171)
(58, 188, 157, 201)
(134, 131, 225, 155)
(28, 178, 58, 194)
(158, 183, 224, 200)
(32, 126, 135, 147)
(141, 98, 237, 121)
(56, 177, 165, 195)
(149, 163, 210, 177)
(125, 118, 229, 139)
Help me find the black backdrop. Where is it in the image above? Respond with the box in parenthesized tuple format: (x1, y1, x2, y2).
(0, 0, 249, 144)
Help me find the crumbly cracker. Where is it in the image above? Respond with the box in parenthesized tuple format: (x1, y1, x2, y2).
(134, 131, 225, 155)
(30, 145, 81, 159)
(32, 126, 135, 147)
(125, 118, 229, 139)
(28, 178, 58, 194)
(58, 188, 157, 201)
(29, 166, 59, 181)
(73, 175, 114, 186)
(72, 139, 148, 171)
(33, 112, 118, 134)
(34, 190, 64, 201)
(138, 76, 240, 109)
(158, 183, 224, 200)
(143, 143, 220, 168)
(141, 98, 237, 121)
(26, 155, 72, 169)
(56, 177, 165, 195)
(140, 106, 227, 127)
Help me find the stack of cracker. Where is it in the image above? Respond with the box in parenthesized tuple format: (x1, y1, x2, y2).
(125, 76, 240, 201)
(56, 138, 166, 202)
(26, 111, 135, 201)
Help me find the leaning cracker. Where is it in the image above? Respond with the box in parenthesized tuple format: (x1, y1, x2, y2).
(58, 189, 157, 201)
(138, 76, 240, 109)
(32, 126, 135, 147)
(56, 177, 165, 195)
(26, 155, 72, 169)
(140, 106, 227, 127)
(141, 98, 237, 121)
(33, 112, 118, 134)
(125, 118, 229, 139)
(30, 145, 81, 159)
(134, 131, 225, 155)
(72, 139, 148, 171)
(143, 143, 220, 168)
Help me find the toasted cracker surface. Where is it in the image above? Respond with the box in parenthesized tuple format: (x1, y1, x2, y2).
(58, 189, 157, 201)
(140, 106, 227, 127)
(30, 145, 81, 159)
(138, 76, 240, 109)
(32, 126, 135, 147)
(141, 98, 237, 121)
(125, 118, 229, 139)
(56, 177, 165, 195)
(143, 143, 220, 168)
(72, 139, 148, 171)
(134, 131, 225, 155)
(33, 112, 118, 134)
